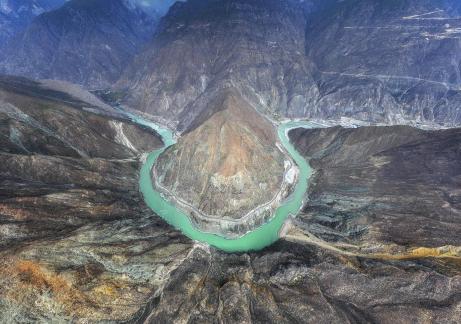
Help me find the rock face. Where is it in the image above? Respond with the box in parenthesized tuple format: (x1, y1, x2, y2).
(0, 75, 163, 249)
(289, 125, 461, 249)
(141, 242, 461, 324)
(155, 89, 286, 235)
(117, 0, 319, 130)
(0, 0, 158, 88)
(305, 0, 461, 126)
(0, 76, 194, 322)
(118, 0, 461, 127)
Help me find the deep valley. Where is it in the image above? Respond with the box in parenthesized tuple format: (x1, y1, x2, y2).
(0, 0, 460, 323)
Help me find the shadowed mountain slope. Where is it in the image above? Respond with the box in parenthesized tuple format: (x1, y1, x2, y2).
(0, 0, 66, 44)
(0, 0, 158, 88)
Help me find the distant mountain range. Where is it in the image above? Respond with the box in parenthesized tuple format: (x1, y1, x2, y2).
(1, 0, 460, 126)
(0, 0, 172, 44)
(0, 0, 66, 44)
(118, 0, 461, 128)
(0, 0, 160, 88)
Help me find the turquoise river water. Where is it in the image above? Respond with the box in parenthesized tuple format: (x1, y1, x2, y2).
(132, 113, 314, 253)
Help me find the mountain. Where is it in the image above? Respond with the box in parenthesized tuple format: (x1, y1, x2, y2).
(0, 0, 66, 44)
(1, 75, 460, 322)
(0, 76, 190, 321)
(2, 0, 461, 125)
(117, 0, 321, 131)
(114, 0, 461, 235)
(0, 0, 159, 88)
(155, 88, 286, 236)
(1, 0, 461, 321)
(118, 0, 461, 127)
(306, 0, 461, 126)
(289, 125, 461, 248)
(117, 0, 318, 236)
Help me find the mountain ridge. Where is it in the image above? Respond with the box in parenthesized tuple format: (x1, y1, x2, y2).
(0, 0, 159, 88)
(0, 0, 66, 44)
(154, 88, 290, 236)
(116, 0, 461, 128)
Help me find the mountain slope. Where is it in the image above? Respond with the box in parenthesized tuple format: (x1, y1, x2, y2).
(1, 77, 460, 322)
(0, 76, 193, 321)
(0, 0, 158, 88)
(118, 0, 461, 127)
(0, 0, 66, 44)
(289, 125, 461, 248)
(155, 89, 286, 235)
(117, 0, 320, 131)
(305, 0, 461, 126)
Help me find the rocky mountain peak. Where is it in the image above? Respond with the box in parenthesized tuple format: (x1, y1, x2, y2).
(117, 0, 319, 130)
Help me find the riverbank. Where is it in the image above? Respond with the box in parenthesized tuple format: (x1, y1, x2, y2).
(134, 112, 315, 252)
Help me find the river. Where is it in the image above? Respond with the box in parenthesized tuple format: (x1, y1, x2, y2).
(132, 112, 314, 253)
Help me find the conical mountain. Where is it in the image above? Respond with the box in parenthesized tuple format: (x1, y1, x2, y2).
(155, 88, 286, 227)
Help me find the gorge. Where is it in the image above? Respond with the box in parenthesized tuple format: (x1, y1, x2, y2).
(0, 0, 460, 322)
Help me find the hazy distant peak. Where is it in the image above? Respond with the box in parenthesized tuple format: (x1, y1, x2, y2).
(124, 0, 182, 16)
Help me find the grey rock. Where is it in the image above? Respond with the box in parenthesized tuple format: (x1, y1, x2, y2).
(306, 0, 461, 126)
(118, 0, 461, 127)
(142, 242, 461, 324)
(289, 125, 461, 248)
(117, 0, 320, 131)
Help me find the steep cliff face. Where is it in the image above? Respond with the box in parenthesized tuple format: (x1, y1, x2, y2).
(117, 0, 319, 131)
(0, 0, 158, 88)
(155, 89, 285, 227)
(305, 0, 461, 125)
(118, 0, 461, 127)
